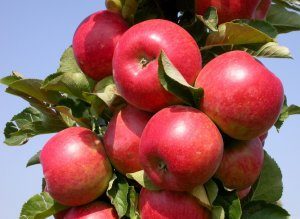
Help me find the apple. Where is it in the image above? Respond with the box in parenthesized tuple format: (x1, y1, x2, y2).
(40, 127, 112, 206)
(64, 201, 118, 219)
(113, 19, 202, 112)
(255, 0, 271, 20)
(237, 187, 251, 200)
(103, 105, 152, 174)
(73, 10, 128, 81)
(195, 0, 271, 24)
(139, 105, 223, 191)
(195, 51, 284, 140)
(215, 137, 264, 190)
(139, 189, 211, 219)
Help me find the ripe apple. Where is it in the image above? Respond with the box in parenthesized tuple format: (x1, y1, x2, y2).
(139, 189, 211, 219)
(215, 137, 264, 190)
(195, 51, 284, 140)
(139, 105, 223, 191)
(113, 19, 202, 112)
(73, 10, 128, 81)
(64, 201, 118, 219)
(237, 187, 251, 200)
(195, 0, 271, 24)
(255, 0, 271, 20)
(40, 127, 112, 206)
(103, 105, 152, 174)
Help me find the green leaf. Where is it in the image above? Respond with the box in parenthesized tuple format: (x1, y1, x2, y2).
(205, 180, 219, 204)
(42, 72, 95, 99)
(158, 51, 204, 107)
(20, 192, 67, 219)
(229, 199, 242, 219)
(126, 186, 140, 219)
(205, 22, 274, 48)
(212, 206, 225, 219)
(57, 46, 82, 73)
(126, 170, 160, 191)
(190, 185, 211, 209)
(275, 96, 300, 130)
(4, 107, 67, 146)
(197, 7, 218, 31)
(55, 106, 91, 128)
(251, 151, 283, 203)
(242, 42, 292, 58)
(233, 20, 278, 38)
(242, 201, 290, 219)
(106, 174, 130, 218)
(267, 3, 300, 33)
(273, 0, 300, 12)
(26, 151, 41, 167)
(0, 71, 23, 85)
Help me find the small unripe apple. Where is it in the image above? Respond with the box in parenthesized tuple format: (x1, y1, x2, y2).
(40, 127, 112, 206)
(113, 19, 202, 112)
(195, 51, 284, 140)
(103, 105, 152, 174)
(215, 138, 264, 190)
(139, 189, 211, 219)
(64, 201, 118, 219)
(139, 105, 223, 191)
(73, 10, 128, 81)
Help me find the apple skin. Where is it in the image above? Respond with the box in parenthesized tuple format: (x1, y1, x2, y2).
(139, 189, 211, 219)
(255, 0, 271, 20)
(139, 105, 223, 191)
(103, 105, 152, 174)
(237, 187, 251, 200)
(195, 51, 284, 140)
(215, 137, 264, 190)
(73, 10, 128, 81)
(40, 127, 112, 206)
(195, 0, 271, 23)
(113, 19, 202, 112)
(64, 201, 118, 219)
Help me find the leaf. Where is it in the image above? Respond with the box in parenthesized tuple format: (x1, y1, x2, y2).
(233, 20, 278, 38)
(251, 151, 283, 203)
(126, 186, 140, 219)
(275, 96, 300, 130)
(4, 107, 67, 146)
(0, 71, 23, 85)
(273, 0, 300, 12)
(212, 206, 225, 219)
(267, 3, 300, 33)
(205, 22, 274, 48)
(55, 106, 91, 128)
(242, 201, 290, 219)
(106, 174, 130, 218)
(190, 185, 211, 209)
(126, 170, 160, 191)
(20, 192, 67, 219)
(205, 180, 219, 204)
(57, 46, 82, 73)
(158, 51, 204, 107)
(242, 42, 292, 58)
(42, 72, 94, 99)
(26, 151, 41, 167)
(197, 7, 218, 31)
(229, 199, 242, 219)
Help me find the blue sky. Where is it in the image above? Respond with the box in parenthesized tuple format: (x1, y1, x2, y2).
(0, 1, 299, 218)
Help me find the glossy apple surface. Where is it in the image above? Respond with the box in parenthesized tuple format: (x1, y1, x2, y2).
(73, 10, 128, 81)
(40, 127, 112, 206)
(103, 105, 152, 174)
(139, 105, 223, 191)
(195, 51, 284, 140)
(139, 189, 211, 219)
(64, 201, 118, 219)
(113, 19, 202, 112)
(215, 138, 264, 190)
(195, 0, 271, 23)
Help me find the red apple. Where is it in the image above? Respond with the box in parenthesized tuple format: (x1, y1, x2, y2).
(113, 19, 202, 112)
(195, 0, 271, 23)
(215, 138, 264, 190)
(255, 0, 271, 20)
(139, 189, 211, 219)
(40, 127, 112, 206)
(103, 105, 152, 174)
(64, 201, 118, 219)
(195, 51, 284, 140)
(237, 187, 251, 200)
(139, 105, 223, 191)
(73, 10, 128, 81)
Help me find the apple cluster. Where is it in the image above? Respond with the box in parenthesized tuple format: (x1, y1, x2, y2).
(38, 1, 284, 218)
